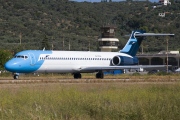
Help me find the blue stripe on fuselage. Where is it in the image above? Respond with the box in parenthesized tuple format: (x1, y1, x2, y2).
(5, 50, 52, 73)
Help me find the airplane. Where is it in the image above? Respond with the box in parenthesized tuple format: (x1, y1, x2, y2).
(4, 30, 174, 79)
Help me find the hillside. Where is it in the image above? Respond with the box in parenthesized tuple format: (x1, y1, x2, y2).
(0, 0, 179, 53)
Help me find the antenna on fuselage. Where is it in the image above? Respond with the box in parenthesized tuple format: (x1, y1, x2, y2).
(43, 47, 45, 51)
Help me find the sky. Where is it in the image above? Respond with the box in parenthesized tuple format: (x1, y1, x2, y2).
(72, 0, 159, 2)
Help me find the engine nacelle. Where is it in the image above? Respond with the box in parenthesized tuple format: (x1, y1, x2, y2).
(112, 56, 121, 66)
(112, 56, 138, 66)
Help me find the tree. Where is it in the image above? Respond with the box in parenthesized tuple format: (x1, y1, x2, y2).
(0, 50, 12, 70)
(41, 35, 50, 50)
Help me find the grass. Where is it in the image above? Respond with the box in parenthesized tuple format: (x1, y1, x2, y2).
(0, 81, 180, 119)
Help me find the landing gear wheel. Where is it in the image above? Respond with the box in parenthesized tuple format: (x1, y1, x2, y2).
(74, 73, 82, 79)
(13, 75, 19, 79)
(96, 72, 104, 79)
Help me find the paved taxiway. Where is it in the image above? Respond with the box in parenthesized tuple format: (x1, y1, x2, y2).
(0, 78, 179, 84)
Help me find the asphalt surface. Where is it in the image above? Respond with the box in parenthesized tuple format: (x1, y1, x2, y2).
(0, 78, 179, 84)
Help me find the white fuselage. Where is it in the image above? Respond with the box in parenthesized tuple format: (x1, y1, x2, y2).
(36, 51, 132, 73)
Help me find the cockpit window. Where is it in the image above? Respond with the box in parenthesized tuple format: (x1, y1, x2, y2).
(14, 55, 28, 59)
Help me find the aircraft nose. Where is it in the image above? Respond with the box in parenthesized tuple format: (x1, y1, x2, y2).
(4, 60, 19, 72)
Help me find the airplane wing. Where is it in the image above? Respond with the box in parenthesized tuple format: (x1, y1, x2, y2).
(78, 65, 170, 72)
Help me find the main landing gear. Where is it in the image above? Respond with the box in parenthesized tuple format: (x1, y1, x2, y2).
(73, 72, 104, 79)
(96, 71, 104, 79)
(73, 73, 82, 79)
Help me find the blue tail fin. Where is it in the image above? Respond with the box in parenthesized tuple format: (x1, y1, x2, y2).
(120, 30, 145, 56)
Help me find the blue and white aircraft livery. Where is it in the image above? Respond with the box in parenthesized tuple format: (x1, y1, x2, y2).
(5, 30, 174, 79)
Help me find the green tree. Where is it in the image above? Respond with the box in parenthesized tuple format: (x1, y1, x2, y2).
(0, 1, 179, 52)
(41, 35, 50, 50)
(0, 50, 12, 70)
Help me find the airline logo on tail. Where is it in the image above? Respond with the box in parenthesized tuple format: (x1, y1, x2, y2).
(120, 30, 145, 56)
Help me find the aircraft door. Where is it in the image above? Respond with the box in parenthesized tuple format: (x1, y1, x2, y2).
(29, 53, 36, 65)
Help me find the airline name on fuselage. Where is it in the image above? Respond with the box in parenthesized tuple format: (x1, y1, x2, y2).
(95, 55, 101, 57)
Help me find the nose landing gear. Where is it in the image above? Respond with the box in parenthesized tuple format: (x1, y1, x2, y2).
(13, 73, 19, 79)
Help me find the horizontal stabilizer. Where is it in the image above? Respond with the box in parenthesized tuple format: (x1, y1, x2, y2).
(121, 30, 175, 56)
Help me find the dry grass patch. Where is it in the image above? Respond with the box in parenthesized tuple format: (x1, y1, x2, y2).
(0, 82, 180, 119)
